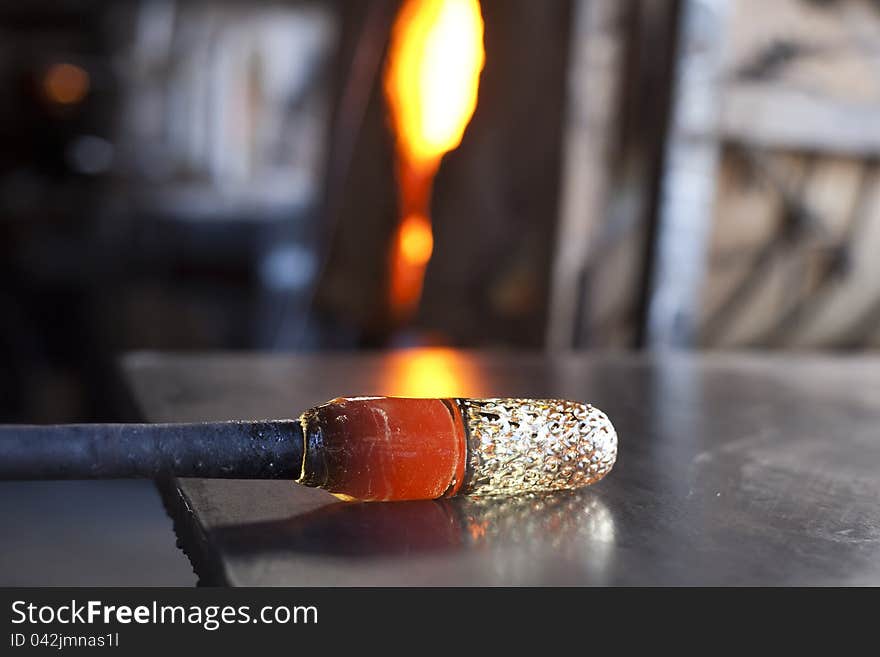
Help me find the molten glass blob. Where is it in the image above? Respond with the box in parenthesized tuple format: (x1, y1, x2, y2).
(297, 396, 618, 502)
(299, 397, 467, 501)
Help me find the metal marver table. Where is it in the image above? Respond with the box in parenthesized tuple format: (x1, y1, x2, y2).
(122, 350, 880, 586)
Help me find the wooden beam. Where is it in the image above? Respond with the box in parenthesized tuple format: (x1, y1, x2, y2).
(546, 0, 628, 350)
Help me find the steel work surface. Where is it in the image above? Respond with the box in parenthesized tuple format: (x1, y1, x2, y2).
(122, 350, 880, 586)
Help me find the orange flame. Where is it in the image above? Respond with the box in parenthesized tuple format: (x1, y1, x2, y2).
(384, 0, 485, 323)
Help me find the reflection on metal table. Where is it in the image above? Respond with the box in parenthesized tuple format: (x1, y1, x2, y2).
(122, 349, 880, 586)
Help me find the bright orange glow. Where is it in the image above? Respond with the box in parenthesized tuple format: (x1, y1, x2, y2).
(399, 213, 434, 266)
(389, 213, 434, 315)
(43, 63, 90, 105)
(384, 0, 484, 324)
(385, 0, 485, 174)
(382, 348, 488, 398)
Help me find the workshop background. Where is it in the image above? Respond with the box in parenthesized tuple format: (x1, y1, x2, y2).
(3, 0, 880, 584)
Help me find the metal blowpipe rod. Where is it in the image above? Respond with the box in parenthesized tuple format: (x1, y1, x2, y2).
(0, 397, 617, 501)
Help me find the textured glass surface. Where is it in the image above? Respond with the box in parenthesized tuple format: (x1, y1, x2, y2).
(462, 398, 617, 496)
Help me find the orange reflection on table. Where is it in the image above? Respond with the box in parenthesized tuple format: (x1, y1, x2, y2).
(381, 347, 488, 398)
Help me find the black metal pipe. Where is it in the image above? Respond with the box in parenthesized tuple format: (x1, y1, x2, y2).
(0, 420, 303, 480)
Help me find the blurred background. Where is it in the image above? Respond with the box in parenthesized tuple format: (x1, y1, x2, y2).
(5, 0, 880, 423)
(3, 0, 880, 582)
